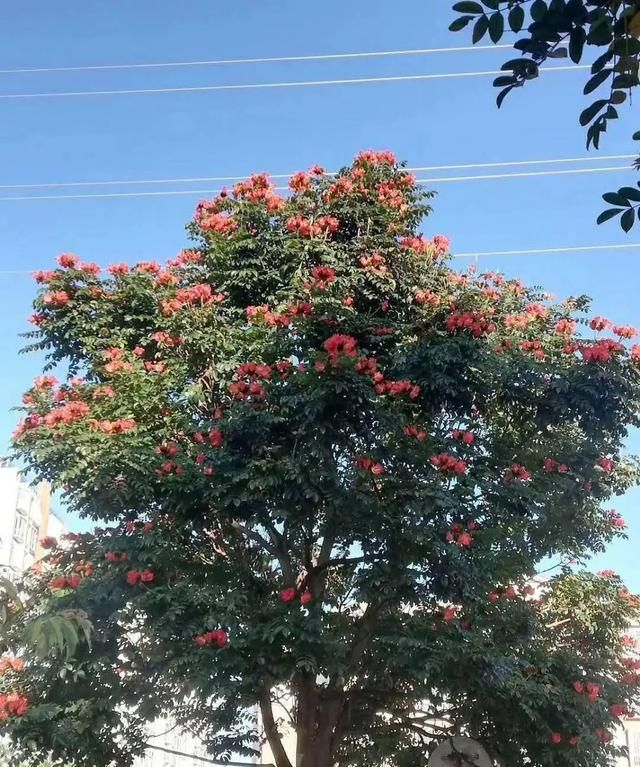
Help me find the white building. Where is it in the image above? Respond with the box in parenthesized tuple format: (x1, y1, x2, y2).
(0, 463, 63, 579)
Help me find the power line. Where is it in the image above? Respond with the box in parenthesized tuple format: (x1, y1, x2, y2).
(0, 164, 631, 201)
(1, 244, 638, 277)
(452, 243, 640, 258)
(0, 154, 633, 191)
(0, 44, 515, 75)
(419, 165, 631, 184)
(0, 65, 590, 100)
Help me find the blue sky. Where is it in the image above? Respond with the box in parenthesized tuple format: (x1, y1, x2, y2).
(1, 1, 638, 585)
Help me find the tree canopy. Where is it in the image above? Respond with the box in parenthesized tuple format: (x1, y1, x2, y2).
(1, 151, 640, 767)
(449, 0, 640, 231)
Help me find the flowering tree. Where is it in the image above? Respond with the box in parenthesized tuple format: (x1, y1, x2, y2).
(3, 151, 640, 767)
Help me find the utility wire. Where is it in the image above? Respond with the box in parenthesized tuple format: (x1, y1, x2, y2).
(0, 154, 634, 191)
(0, 44, 515, 75)
(0, 65, 590, 100)
(0, 165, 631, 201)
(452, 243, 640, 258)
(1, 244, 639, 276)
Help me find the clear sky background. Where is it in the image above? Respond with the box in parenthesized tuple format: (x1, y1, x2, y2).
(0, 1, 638, 586)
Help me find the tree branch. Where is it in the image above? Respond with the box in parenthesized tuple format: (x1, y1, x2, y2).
(258, 689, 293, 767)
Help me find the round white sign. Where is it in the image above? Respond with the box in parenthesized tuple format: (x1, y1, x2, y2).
(428, 736, 492, 767)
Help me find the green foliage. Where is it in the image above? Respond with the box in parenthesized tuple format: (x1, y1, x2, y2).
(449, 0, 640, 231)
(2, 152, 640, 767)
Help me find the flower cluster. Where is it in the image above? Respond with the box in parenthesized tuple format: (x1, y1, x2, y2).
(246, 304, 290, 328)
(102, 348, 133, 375)
(503, 464, 531, 482)
(430, 452, 467, 475)
(572, 680, 601, 702)
(280, 587, 313, 605)
(89, 418, 136, 434)
(105, 551, 128, 563)
(42, 291, 70, 308)
(0, 693, 29, 719)
(229, 361, 272, 401)
(580, 339, 624, 363)
(445, 310, 496, 337)
(451, 429, 474, 445)
(0, 658, 24, 674)
(286, 215, 339, 238)
(323, 334, 358, 362)
(404, 424, 427, 441)
(543, 458, 569, 474)
(359, 252, 388, 276)
(446, 521, 477, 547)
(50, 574, 84, 590)
(126, 569, 155, 585)
(194, 629, 229, 648)
(199, 212, 239, 235)
(356, 456, 385, 475)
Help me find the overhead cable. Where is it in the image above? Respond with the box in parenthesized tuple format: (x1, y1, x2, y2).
(0, 65, 590, 100)
(0, 44, 515, 75)
(0, 154, 634, 191)
(0, 164, 632, 201)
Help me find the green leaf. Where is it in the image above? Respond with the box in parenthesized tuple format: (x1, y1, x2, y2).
(602, 191, 631, 207)
(633, 131, 640, 141)
(472, 14, 489, 43)
(452, 1, 483, 12)
(496, 84, 515, 108)
(621, 207, 635, 232)
(617, 186, 640, 203)
(488, 12, 505, 43)
(483, 0, 500, 9)
(449, 15, 473, 31)
(569, 27, 586, 63)
(611, 90, 627, 105)
(493, 75, 517, 87)
(579, 99, 607, 127)
(596, 208, 623, 224)
(531, 0, 547, 22)
(508, 5, 525, 32)
(584, 70, 611, 95)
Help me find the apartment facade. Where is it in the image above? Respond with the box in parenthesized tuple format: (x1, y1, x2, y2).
(0, 464, 63, 579)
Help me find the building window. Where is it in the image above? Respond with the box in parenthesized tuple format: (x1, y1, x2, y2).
(15, 486, 33, 514)
(27, 523, 38, 554)
(13, 513, 26, 542)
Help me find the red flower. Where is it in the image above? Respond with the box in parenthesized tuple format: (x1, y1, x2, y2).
(208, 429, 224, 448)
(568, 736, 578, 746)
(280, 587, 297, 603)
(430, 453, 467, 476)
(143, 523, 154, 534)
(488, 592, 500, 604)
(555, 319, 576, 337)
(323, 334, 358, 360)
(140, 569, 155, 583)
(40, 536, 57, 549)
(595, 728, 612, 743)
(442, 606, 458, 622)
(610, 702, 628, 717)
(43, 291, 70, 308)
(613, 324, 637, 339)
(310, 266, 337, 290)
(597, 457, 615, 472)
(457, 532, 473, 547)
(550, 733, 562, 745)
(590, 316, 611, 331)
(300, 591, 313, 605)
(503, 464, 531, 482)
(57, 253, 79, 269)
(572, 681, 584, 693)
(108, 263, 130, 276)
(504, 585, 517, 600)
(126, 570, 141, 586)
